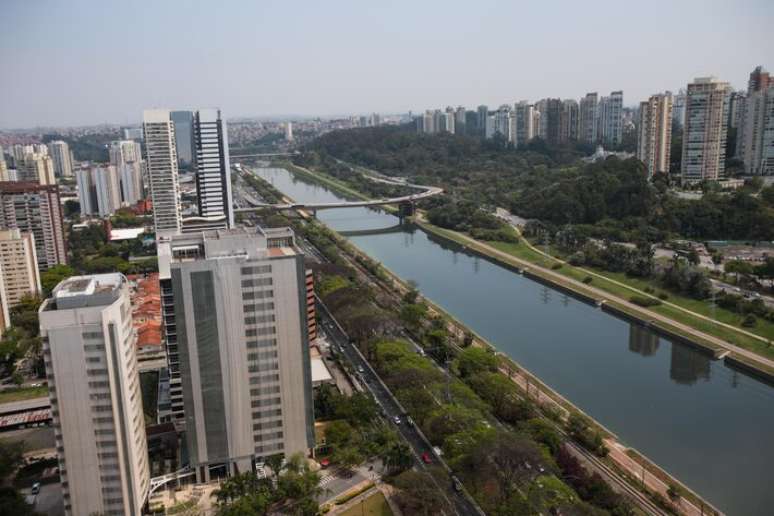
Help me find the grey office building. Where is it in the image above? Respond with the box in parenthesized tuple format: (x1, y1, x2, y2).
(157, 227, 314, 482)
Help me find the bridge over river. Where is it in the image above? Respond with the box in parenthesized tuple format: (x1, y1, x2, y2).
(233, 164, 442, 216)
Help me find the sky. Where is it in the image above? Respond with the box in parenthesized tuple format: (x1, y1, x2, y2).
(1, 0, 773, 129)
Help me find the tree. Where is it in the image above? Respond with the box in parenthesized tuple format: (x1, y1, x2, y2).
(399, 302, 427, 329)
(41, 264, 76, 294)
(381, 442, 413, 475)
(264, 453, 285, 481)
(391, 470, 451, 516)
(332, 445, 364, 472)
(456, 347, 497, 378)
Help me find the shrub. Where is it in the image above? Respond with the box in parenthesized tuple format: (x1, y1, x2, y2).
(657, 292, 669, 300)
(644, 286, 655, 294)
(742, 314, 757, 328)
(629, 295, 662, 307)
(582, 276, 593, 284)
(551, 263, 563, 270)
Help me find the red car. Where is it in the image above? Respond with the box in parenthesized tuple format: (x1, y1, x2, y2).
(421, 452, 432, 464)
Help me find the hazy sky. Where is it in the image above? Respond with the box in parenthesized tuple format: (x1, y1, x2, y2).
(2, 0, 773, 129)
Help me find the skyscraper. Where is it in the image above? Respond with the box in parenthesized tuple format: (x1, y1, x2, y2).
(637, 93, 673, 177)
(157, 227, 314, 481)
(48, 140, 73, 177)
(454, 106, 466, 134)
(672, 89, 687, 128)
(39, 274, 150, 516)
(477, 105, 489, 136)
(559, 99, 579, 143)
(579, 93, 599, 144)
(76, 168, 97, 216)
(119, 162, 144, 206)
(748, 65, 771, 94)
(285, 121, 294, 142)
(597, 91, 624, 145)
(170, 111, 195, 169)
(739, 85, 774, 176)
(109, 140, 143, 168)
(193, 109, 234, 228)
(18, 151, 55, 185)
(94, 166, 122, 216)
(143, 110, 182, 236)
(513, 101, 535, 147)
(0, 182, 66, 270)
(681, 77, 730, 182)
(0, 229, 41, 308)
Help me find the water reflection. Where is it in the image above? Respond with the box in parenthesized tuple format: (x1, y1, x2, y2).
(670, 345, 711, 385)
(628, 324, 660, 357)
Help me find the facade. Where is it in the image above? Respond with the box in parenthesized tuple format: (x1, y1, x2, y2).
(538, 99, 562, 145)
(39, 274, 149, 516)
(513, 101, 535, 147)
(48, 141, 73, 178)
(119, 162, 144, 206)
(597, 91, 624, 145)
(0, 182, 66, 270)
(681, 77, 731, 182)
(454, 106, 466, 134)
(739, 85, 774, 176)
(143, 110, 182, 236)
(559, 99, 579, 143)
(157, 227, 315, 481)
(0, 229, 41, 308)
(477, 105, 489, 135)
(76, 168, 97, 215)
(18, 151, 55, 185)
(193, 109, 234, 228)
(637, 93, 673, 177)
(77, 167, 123, 216)
(109, 140, 143, 168)
(672, 89, 687, 128)
(170, 111, 195, 169)
(94, 166, 122, 216)
(579, 93, 599, 144)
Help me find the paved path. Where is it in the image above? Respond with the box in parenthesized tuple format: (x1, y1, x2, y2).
(426, 219, 774, 374)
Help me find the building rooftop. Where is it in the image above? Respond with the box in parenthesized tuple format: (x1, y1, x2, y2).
(47, 273, 125, 310)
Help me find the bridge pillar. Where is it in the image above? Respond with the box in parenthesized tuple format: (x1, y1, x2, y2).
(398, 201, 415, 221)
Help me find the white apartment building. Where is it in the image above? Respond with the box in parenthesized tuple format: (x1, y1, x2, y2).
(143, 110, 182, 236)
(17, 151, 55, 185)
(39, 274, 150, 516)
(48, 140, 74, 178)
(109, 140, 143, 168)
(681, 77, 731, 182)
(637, 93, 674, 176)
(76, 166, 123, 216)
(157, 227, 314, 482)
(739, 85, 774, 176)
(0, 229, 40, 308)
(597, 91, 624, 145)
(513, 101, 535, 147)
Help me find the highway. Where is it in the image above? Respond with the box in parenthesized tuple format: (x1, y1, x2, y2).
(316, 301, 482, 516)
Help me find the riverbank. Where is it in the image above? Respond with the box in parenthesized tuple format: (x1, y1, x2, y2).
(417, 220, 774, 381)
(246, 161, 724, 514)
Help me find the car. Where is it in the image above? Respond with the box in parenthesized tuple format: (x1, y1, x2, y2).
(421, 452, 432, 464)
(31, 482, 40, 495)
(451, 476, 463, 493)
(319, 458, 330, 469)
(393, 415, 402, 425)
(357, 366, 365, 374)
(405, 416, 415, 427)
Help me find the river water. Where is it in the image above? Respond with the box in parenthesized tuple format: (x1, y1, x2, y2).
(254, 166, 774, 515)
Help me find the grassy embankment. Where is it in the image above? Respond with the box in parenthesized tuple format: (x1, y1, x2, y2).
(419, 222, 774, 376)
(0, 385, 48, 404)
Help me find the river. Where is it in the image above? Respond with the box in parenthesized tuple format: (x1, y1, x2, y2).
(253, 166, 774, 515)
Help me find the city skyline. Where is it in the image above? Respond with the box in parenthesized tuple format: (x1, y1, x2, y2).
(2, 0, 773, 128)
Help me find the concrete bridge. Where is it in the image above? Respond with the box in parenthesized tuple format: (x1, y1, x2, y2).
(234, 167, 442, 217)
